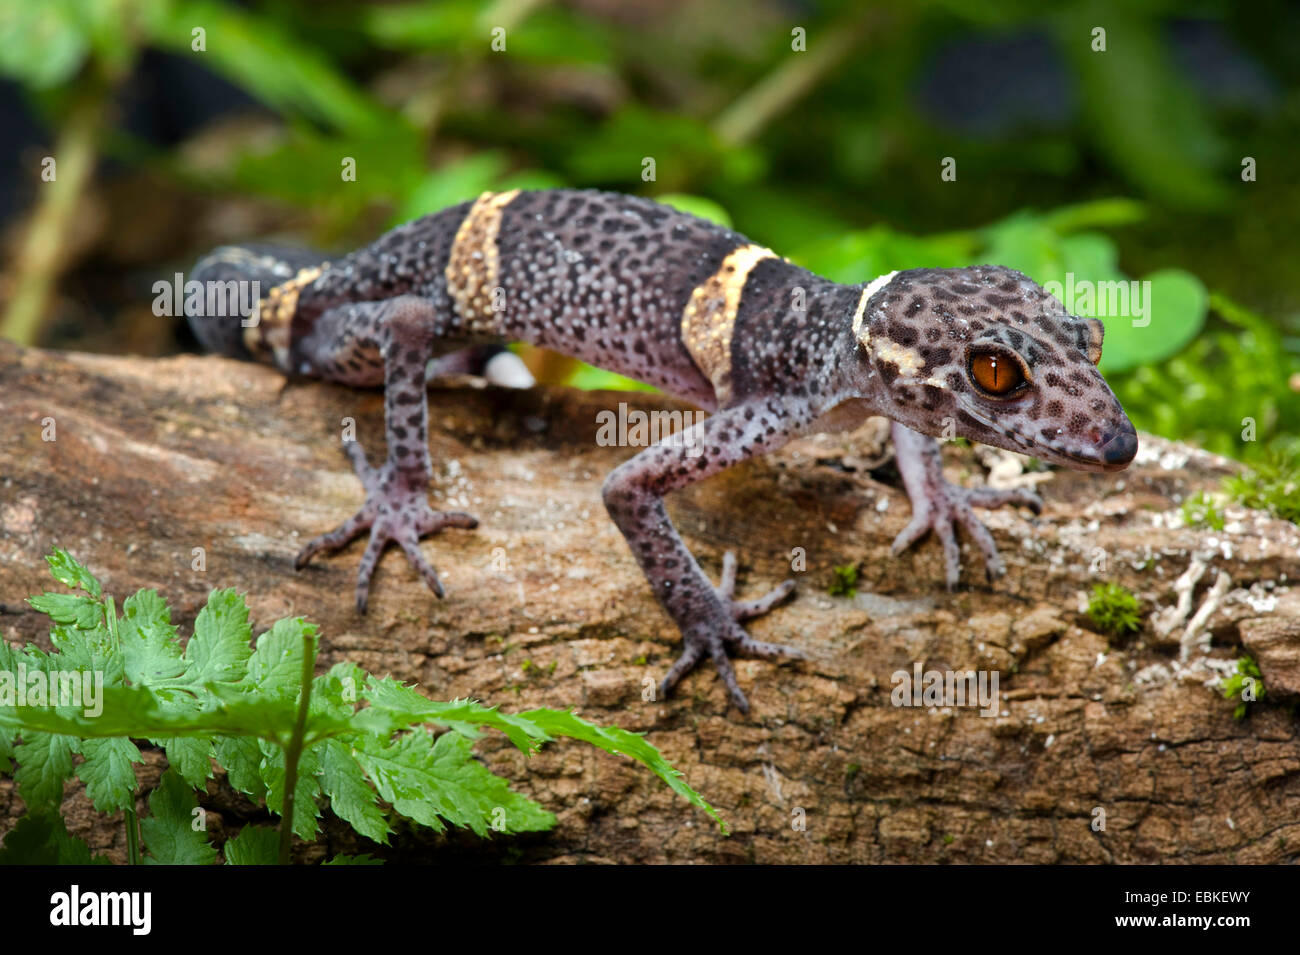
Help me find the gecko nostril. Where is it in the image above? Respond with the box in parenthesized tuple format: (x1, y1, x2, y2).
(1100, 427, 1138, 466)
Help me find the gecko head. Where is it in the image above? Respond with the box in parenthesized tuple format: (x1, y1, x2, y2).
(850, 265, 1137, 472)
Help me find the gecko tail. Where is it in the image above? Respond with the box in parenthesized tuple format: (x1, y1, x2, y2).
(185, 244, 325, 360)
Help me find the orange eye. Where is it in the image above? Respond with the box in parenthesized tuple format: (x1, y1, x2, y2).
(969, 351, 1027, 396)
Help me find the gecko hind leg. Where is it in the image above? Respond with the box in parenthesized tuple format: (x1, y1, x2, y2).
(291, 295, 478, 612)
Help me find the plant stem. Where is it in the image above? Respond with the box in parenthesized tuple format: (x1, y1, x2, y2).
(104, 595, 143, 865)
(0, 84, 106, 345)
(713, 10, 873, 147)
(278, 633, 317, 865)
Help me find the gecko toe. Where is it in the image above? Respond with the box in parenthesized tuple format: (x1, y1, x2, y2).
(296, 510, 373, 569)
(731, 578, 796, 621)
(660, 641, 704, 698)
(399, 537, 447, 599)
(707, 640, 750, 714)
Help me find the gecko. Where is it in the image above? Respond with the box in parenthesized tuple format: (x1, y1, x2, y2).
(186, 188, 1137, 712)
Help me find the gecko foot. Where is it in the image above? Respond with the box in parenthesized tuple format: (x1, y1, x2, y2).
(890, 481, 1042, 590)
(660, 551, 800, 714)
(294, 441, 478, 612)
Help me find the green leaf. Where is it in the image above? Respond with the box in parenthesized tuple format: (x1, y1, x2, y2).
(0, 724, 13, 774)
(363, 681, 549, 754)
(260, 742, 323, 840)
(794, 225, 973, 285)
(144, 0, 395, 136)
(157, 736, 213, 788)
(564, 363, 659, 393)
(654, 193, 732, 228)
(0, 2, 91, 89)
(319, 738, 391, 844)
(241, 618, 317, 702)
(45, 550, 101, 598)
(223, 826, 279, 865)
(1097, 269, 1208, 373)
(353, 730, 554, 836)
(13, 730, 76, 812)
(1053, 9, 1225, 207)
(74, 736, 141, 813)
(323, 853, 383, 866)
(119, 589, 187, 687)
(213, 735, 267, 801)
(141, 770, 216, 866)
(522, 709, 727, 832)
(185, 589, 253, 688)
(0, 812, 109, 865)
(26, 593, 104, 629)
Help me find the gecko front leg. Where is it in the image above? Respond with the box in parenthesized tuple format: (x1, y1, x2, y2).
(292, 295, 477, 611)
(888, 421, 1042, 589)
(602, 398, 812, 713)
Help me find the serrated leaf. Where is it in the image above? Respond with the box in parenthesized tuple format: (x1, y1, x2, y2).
(319, 738, 390, 844)
(242, 617, 317, 702)
(120, 590, 187, 687)
(185, 589, 253, 687)
(353, 730, 554, 836)
(74, 736, 141, 813)
(521, 709, 727, 832)
(323, 853, 383, 865)
(45, 550, 101, 598)
(223, 826, 278, 865)
(213, 735, 266, 800)
(363, 680, 549, 753)
(26, 593, 104, 629)
(260, 742, 323, 840)
(0, 812, 110, 865)
(141, 770, 216, 866)
(13, 730, 75, 812)
(156, 736, 213, 788)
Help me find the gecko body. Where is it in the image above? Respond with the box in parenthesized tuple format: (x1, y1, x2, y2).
(188, 188, 1137, 711)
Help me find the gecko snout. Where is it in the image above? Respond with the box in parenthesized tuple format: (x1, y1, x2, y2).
(1098, 420, 1139, 469)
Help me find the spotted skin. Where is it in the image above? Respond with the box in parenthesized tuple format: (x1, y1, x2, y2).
(186, 189, 1137, 713)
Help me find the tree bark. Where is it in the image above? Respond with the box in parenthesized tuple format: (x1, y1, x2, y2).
(1, 340, 1298, 863)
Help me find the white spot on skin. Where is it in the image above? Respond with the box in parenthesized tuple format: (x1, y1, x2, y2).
(874, 340, 926, 377)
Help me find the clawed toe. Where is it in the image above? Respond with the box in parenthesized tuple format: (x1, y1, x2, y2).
(892, 481, 1037, 589)
(295, 510, 372, 569)
(654, 555, 802, 712)
(293, 458, 478, 611)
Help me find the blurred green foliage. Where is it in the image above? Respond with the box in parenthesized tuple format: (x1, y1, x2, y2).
(1, 0, 1296, 465)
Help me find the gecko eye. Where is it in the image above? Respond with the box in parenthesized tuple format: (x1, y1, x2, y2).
(969, 348, 1029, 398)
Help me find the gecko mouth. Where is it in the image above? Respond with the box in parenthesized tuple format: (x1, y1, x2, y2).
(953, 398, 1136, 473)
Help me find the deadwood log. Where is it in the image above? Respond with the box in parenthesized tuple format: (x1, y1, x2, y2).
(1, 340, 1298, 863)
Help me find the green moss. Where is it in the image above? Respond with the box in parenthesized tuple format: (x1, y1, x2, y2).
(828, 563, 859, 598)
(1221, 655, 1266, 720)
(1181, 490, 1225, 530)
(1086, 582, 1141, 637)
(1225, 448, 1300, 524)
